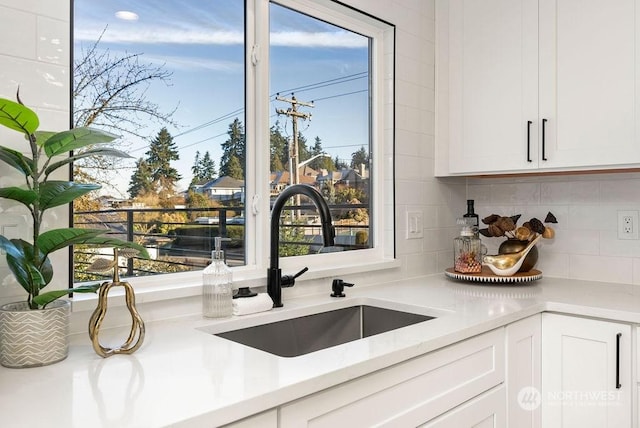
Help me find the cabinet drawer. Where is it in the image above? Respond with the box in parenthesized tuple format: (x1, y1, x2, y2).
(279, 328, 505, 427)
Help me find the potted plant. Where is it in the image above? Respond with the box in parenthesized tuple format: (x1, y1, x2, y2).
(0, 93, 148, 368)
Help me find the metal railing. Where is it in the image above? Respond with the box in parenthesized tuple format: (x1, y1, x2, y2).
(74, 204, 369, 281)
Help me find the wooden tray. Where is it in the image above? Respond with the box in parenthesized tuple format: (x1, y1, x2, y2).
(444, 266, 542, 284)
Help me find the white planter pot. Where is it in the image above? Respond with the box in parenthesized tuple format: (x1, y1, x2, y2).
(0, 300, 70, 368)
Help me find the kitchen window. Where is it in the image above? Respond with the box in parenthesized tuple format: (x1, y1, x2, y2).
(72, 0, 395, 291)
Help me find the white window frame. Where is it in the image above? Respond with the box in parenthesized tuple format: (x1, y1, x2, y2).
(72, 0, 396, 307)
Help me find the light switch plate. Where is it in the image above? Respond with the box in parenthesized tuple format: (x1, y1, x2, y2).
(406, 211, 423, 239)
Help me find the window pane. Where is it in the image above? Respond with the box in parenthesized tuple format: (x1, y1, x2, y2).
(73, 0, 246, 283)
(269, 2, 372, 257)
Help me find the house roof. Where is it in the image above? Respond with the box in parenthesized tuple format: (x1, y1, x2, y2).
(270, 171, 316, 185)
(202, 176, 245, 190)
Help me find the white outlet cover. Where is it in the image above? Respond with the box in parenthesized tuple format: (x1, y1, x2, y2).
(617, 210, 639, 240)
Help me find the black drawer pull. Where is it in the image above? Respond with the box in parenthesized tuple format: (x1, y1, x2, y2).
(527, 120, 532, 162)
(616, 332, 622, 389)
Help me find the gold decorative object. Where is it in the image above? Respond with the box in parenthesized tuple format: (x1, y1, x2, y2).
(88, 248, 145, 357)
(483, 235, 542, 276)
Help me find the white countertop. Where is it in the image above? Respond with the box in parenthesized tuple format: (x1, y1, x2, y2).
(3, 274, 640, 427)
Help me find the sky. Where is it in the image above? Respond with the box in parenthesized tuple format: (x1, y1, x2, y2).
(73, 0, 370, 197)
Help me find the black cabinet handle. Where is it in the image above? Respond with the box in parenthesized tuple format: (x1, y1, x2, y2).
(542, 119, 548, 161)
(526, 121, 533, 162)
(616, 332, 622, 389)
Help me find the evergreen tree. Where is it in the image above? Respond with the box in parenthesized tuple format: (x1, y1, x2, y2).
(334, 156, 348, 170)
(220, 118, 245, 178)
(190, 151, 202, 185)
(350, 146, 369, 169)
(200, 151, 217, 180)
(145, 127, 181, 198)
(190, 150, 217, 186)
(224, 154, 244, 180)
(309, 136, 334, 171)
(270, 123, 288, 172)
(128, 158, 154, 198)
(297, 132, 310, 163)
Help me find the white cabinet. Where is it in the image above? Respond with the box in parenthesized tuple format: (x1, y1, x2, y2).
(439, 0, 640, 175)
(506, 314, 541, 428)
(445, 0, 539, 174)
(542, 313, 632, 428)
(279, 328, 504, 427)
(420, 386, 506, 428)
(221, 409, 277, 428)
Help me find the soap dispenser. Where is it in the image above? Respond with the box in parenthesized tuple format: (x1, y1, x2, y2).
(203, 237, 233, 318)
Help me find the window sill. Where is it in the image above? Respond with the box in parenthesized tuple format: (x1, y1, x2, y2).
(70, 258, 401, 313)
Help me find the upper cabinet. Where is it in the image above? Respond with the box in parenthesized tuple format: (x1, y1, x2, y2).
(436, 0, 640, 175)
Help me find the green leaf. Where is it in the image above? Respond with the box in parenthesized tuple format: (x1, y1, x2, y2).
(45, 148, 131, 177)
(0, 97, 39, 135)
(37, 228, 106, 257)
(0, 145, 33, 176)
(33, 283, 100, 308)
(42, 127, 118, 157)
(0, 186, 38, 207)
(38, 181, 100, 210)
(33, 131, 56, 145)
(0, 238, 48, 295)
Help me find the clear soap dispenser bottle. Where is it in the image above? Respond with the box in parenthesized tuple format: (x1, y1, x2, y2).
(203, 237, 233, 318)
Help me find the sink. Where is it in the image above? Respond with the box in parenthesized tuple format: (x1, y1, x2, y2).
(213, 305, 435, 357)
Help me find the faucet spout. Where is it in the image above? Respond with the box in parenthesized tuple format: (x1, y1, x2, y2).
(268, 184, 335, 307)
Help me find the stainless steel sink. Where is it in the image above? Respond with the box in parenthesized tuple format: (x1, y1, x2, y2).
(214, 305, 435, 357)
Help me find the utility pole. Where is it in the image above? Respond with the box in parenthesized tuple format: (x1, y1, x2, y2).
(275, 95, 314, 188)
(275, 95, 314, 220)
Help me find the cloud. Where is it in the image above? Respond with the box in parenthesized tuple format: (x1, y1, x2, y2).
(75, 25, 366, 48)
(271, 31, 367, 48)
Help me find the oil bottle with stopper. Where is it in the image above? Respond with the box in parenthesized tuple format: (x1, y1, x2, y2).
(203, 237, 233, 318)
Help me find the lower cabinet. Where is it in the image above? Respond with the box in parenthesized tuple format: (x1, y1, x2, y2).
(279, 328, 504, 427)
(223, 313, 637, 428)
(505, 314, 541, 428)
(542, 313, 632, 428)
(221, 409, 277, 428)
(419, 385, 505, 428)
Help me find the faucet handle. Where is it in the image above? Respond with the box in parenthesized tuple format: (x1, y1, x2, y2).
(281, 267, 309, 287)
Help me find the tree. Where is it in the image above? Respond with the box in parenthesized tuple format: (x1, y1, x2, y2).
(200, 151, 217, 181)
(350, 146, 369, 169)
(224, 155, 244, 180)
(74, 28, 177, 137)
(190, 150, 217, 186)
(73, 27, 177, 195)
(128, 158, 154, 198)
(296, 131, 310, 163)
(139, 127, 181, 199)
(220, 118, 245, 179)
(309, 136, 334, 171)
(334, 156, 348, 170)
(270, 123, 288, 172)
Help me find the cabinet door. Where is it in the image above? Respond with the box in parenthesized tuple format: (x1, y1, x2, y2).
(221, 409, 277, 428)
(420, 386, 506, 428)
(539, 0, 640, 169)
(542, 313, 632, 428)
(448, 0, 539, 173)
(506, 314, 541, 428)
(279, 329, 504, 427)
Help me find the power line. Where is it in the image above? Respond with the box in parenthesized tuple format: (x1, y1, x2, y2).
(131, 71, 369, 154)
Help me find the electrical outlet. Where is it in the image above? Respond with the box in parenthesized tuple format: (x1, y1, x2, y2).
(406, 211, 424, 239)
(617, 210, 639, 240)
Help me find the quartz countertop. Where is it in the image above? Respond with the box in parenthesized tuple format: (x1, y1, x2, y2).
(2, 274, 640, 427)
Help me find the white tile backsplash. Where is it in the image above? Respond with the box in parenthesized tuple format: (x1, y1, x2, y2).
(470, 173, 640, 284)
